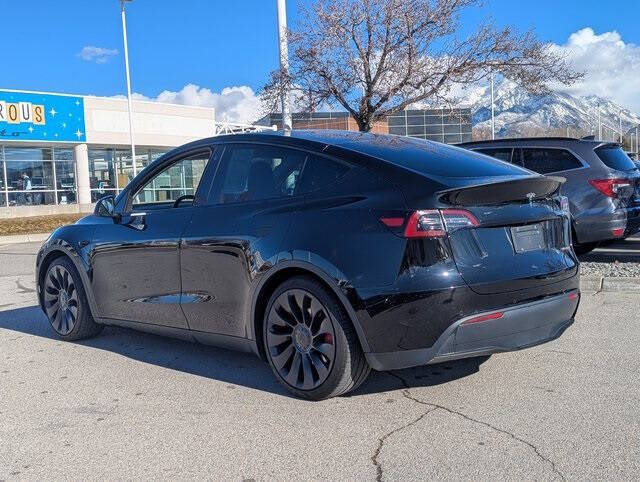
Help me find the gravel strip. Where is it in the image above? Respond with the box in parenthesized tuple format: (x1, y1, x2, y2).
(580, 261, 640, 278)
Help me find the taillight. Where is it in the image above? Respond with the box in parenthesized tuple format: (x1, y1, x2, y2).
(588, 178, 631, 198)
(440, 209, 480, 231)
(404, 210, 446, 238)
(388, 209, 479, 239)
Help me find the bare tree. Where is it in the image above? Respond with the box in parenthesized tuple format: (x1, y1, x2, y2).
(262, 0, 583, 132)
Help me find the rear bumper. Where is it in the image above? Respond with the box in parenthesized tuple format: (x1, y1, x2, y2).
(365, 290, 579, 371)
(575, 205, 640, 243)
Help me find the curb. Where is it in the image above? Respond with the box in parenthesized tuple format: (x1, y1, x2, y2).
(581, 276, 640, 293)
(0, 233, 50, 245)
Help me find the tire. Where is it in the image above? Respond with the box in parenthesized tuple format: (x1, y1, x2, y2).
(263, 276, 370, 400)
(42, 257, 104, 341)
(571, 225, 599, 256)
(573, 242, 599, 255)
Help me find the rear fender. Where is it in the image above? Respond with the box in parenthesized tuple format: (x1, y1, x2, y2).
(249, 257, 371, 354)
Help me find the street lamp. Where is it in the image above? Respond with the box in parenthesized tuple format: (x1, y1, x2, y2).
(120, 0, 137, 178)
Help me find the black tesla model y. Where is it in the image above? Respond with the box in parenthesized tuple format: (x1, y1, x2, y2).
(36, 131, 580, 400)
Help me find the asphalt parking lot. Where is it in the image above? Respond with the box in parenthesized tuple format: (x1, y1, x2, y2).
(1, 242, 639, 480)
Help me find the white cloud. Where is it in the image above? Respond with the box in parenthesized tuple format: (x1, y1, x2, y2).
(115, 84, 263, 124)
(552, 28, 640, 113)
(78, 46, 118, 64)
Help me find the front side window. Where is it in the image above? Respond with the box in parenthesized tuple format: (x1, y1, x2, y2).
(520, 148, 583, 174)
(210, 145, 306, 204)
(133, 151, 210, 205)
(117, 150, 150, 188)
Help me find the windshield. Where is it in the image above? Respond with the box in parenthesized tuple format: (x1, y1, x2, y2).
(595, 146, 637, 171)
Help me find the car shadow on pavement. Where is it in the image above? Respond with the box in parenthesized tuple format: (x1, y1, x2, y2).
(0, 304, 488, 399)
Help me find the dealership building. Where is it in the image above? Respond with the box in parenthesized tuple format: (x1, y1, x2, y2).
(256, 107, 473, 144)
(0, 89, 216, 218)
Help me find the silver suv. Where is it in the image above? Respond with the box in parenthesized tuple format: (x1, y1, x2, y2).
(460, 137, 640, 254)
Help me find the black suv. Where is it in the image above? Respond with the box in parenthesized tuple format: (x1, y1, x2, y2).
(461, 137, 640, 254)
(37, 131, 579, 400)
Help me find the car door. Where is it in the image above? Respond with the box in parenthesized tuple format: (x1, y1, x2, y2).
(90, 148, 214, 328)
(180, 143, 307, 337)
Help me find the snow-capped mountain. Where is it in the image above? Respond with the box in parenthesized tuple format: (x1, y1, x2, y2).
(470, 78, 640, 139)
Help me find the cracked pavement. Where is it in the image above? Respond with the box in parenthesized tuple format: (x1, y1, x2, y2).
(1, 242, 639, 480)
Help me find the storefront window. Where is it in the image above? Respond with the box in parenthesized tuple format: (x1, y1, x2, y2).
(0, 161, 5, 207)
(6, 160, 54, 190)
(54, 151, 77, 205)
(88, 148, 117, 202)
(57, 191, 76, 204)
(0, 145, 170, 208)
(55, 160, 76, 190)
(4, 146, 53, 161)
(1, 145, 77, 207)
(55, 148, 74, 161)
(116, 149, 151, 189)
(8, 191, 56, 206)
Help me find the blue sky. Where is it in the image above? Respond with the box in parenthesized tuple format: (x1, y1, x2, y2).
(3, 0, 639, 119)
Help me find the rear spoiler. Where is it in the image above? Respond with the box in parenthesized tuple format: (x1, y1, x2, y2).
(438, 176, 565, 206)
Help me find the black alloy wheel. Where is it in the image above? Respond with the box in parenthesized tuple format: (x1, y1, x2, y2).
(44, 264, 79, 336)
(263, 276, 370, 400)
(42, 257, 103, 341)
(266, 288, 337, 390)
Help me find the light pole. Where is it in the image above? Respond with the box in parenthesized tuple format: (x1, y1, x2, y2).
(490, 73, 495, 140)
(619, 110, 623, 146)
(120, 0, 137, 178)
(276, 0, 292, 132)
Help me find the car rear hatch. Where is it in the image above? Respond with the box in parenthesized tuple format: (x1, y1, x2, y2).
(592, 144, 640, 206)
(437, 176, 576, 294)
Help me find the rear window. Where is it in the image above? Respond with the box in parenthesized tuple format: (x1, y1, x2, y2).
(595, 146, 637, 171)
(520, 148, 583, 174)
(298, 155, 350, 193)
(475, 148, 513, 163)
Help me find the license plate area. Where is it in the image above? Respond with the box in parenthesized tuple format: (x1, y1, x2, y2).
(511, 224, 545, 254)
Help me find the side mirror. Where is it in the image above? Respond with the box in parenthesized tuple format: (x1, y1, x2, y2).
(94, 195, 119, 220)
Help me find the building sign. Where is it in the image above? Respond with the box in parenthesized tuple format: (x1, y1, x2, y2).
(0, 89, 86, 142)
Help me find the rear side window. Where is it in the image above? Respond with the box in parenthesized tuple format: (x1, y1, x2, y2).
(475, 148, 513, 163)
(298, 155, 349, 194)
(209, 144, 306, 204)
(595, 146, 636, 171)
(520, 148, 583, 174)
